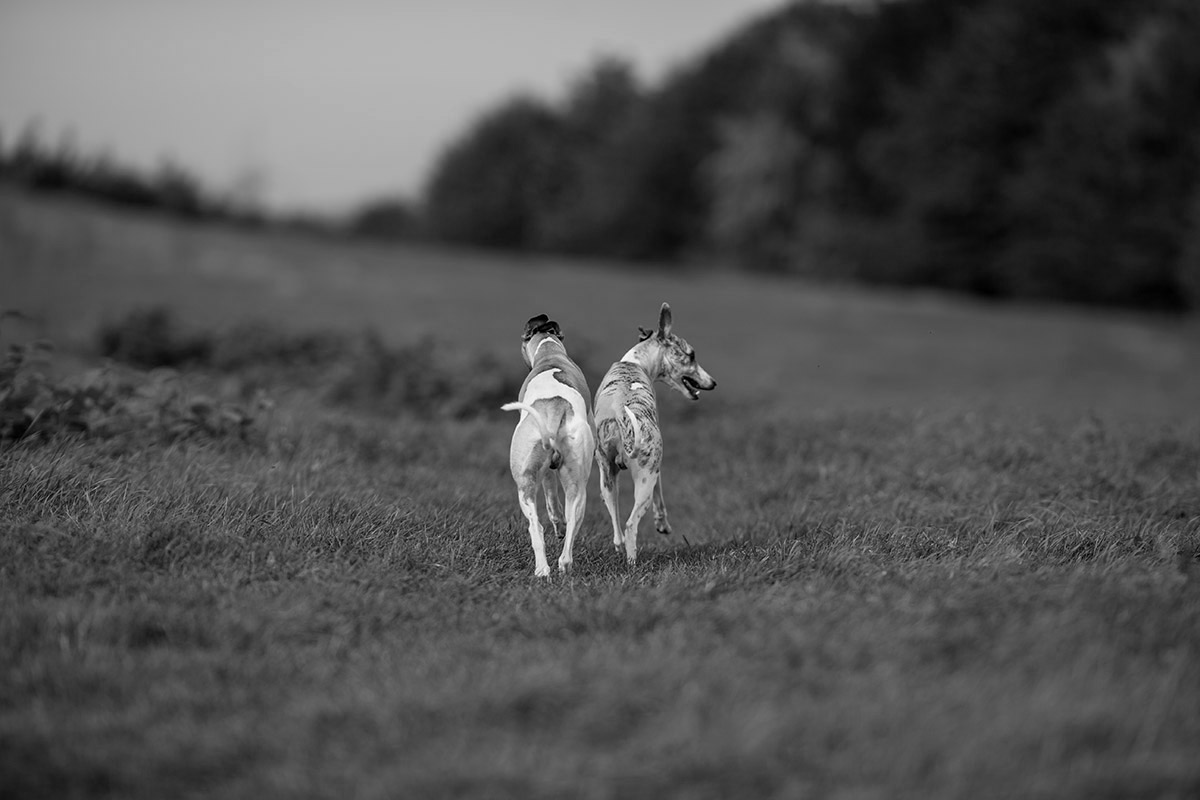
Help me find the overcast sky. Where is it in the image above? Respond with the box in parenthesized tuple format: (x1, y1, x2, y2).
(0, 0, 783, 212)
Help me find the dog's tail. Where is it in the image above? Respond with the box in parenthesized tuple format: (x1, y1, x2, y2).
(619, 406, 642, 460)
(501, 401, 563, 469)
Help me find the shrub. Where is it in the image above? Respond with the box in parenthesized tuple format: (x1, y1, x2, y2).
(97, 307, 212, 368)
(207, 323, 350, 373)
(1, 337, 260, 445)
(94, 308, 522, 420)
(324, 332, 521, 419)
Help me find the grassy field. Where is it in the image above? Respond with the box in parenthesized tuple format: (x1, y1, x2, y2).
(2, 189, 1200, 798)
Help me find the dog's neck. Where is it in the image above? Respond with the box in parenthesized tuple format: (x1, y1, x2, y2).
(620, 339, 665, 381)
(520, 332, 593, 418)
(534, 336, 561, 357)
(527, 334, 567, 368)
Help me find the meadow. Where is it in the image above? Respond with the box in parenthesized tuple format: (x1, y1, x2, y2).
(2, 188, 1199, 798)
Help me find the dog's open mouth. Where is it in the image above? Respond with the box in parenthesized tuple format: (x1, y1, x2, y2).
(681, 376, 700, 400)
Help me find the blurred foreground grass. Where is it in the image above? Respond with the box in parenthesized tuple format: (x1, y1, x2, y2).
(2, 190, 1199, 798)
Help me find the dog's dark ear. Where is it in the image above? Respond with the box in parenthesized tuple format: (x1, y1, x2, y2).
(523, 314, 550, 341)
(657, 302, 673, 338)
(539, 319, 564, 339)
(637, 326, 654, 342)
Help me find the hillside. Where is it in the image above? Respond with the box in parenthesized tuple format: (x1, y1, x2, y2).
(2, 190, 1200, 798)
(5, 188, 1199, 421)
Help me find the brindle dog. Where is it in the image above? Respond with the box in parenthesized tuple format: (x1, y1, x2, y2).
(593, 303, 716, 565)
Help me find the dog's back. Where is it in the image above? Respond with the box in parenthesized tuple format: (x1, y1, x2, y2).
(595, 361, 660, 470)
(521, 346, 592, 423)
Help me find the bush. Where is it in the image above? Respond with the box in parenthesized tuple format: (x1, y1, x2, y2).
(95, 308, 522, 420)
(323, 332, 521, 419)
(344, 197, 422, 240)
(206, 323, 350, 373)
(1, 338, 260, 445)
(97, 307, 212, 368)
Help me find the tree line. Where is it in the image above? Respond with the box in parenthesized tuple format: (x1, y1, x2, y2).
(421, 0, 1200, 310)
(0, 125, 399, 237)
(0, 125, 269, 227)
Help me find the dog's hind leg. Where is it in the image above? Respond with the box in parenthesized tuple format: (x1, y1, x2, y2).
(623, 464, 657, 565)
(556, 456, 590, 574)
(596, 452, 623, 552)
(515, 475, 551, 578)
(541, 472, 563, 539)
(652, 473, 671, 536)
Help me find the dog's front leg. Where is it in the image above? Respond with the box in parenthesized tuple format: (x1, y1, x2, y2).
(652, 473, 671, 536)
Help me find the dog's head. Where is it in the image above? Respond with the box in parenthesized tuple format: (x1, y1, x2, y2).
(520, 314, 565, 367)
(639, 303, 716, 401)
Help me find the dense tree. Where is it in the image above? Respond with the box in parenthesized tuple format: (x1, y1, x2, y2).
(995, 10, 1200, 309)
(530, 57, 644, 254)
(860, 0, 1144, 290)
(704, 113, 806, 268)
(422, 96, 569, 248)
(421, 4, 855, 261)
(418, 0, 1200, 310)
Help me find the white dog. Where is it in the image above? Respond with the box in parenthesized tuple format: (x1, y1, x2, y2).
(502, 315, 595, 577)
(593, 303, 717, 565)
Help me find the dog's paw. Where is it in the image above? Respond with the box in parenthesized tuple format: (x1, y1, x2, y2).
(655, 518, 672, 536)
(534, 565, 551, 579)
